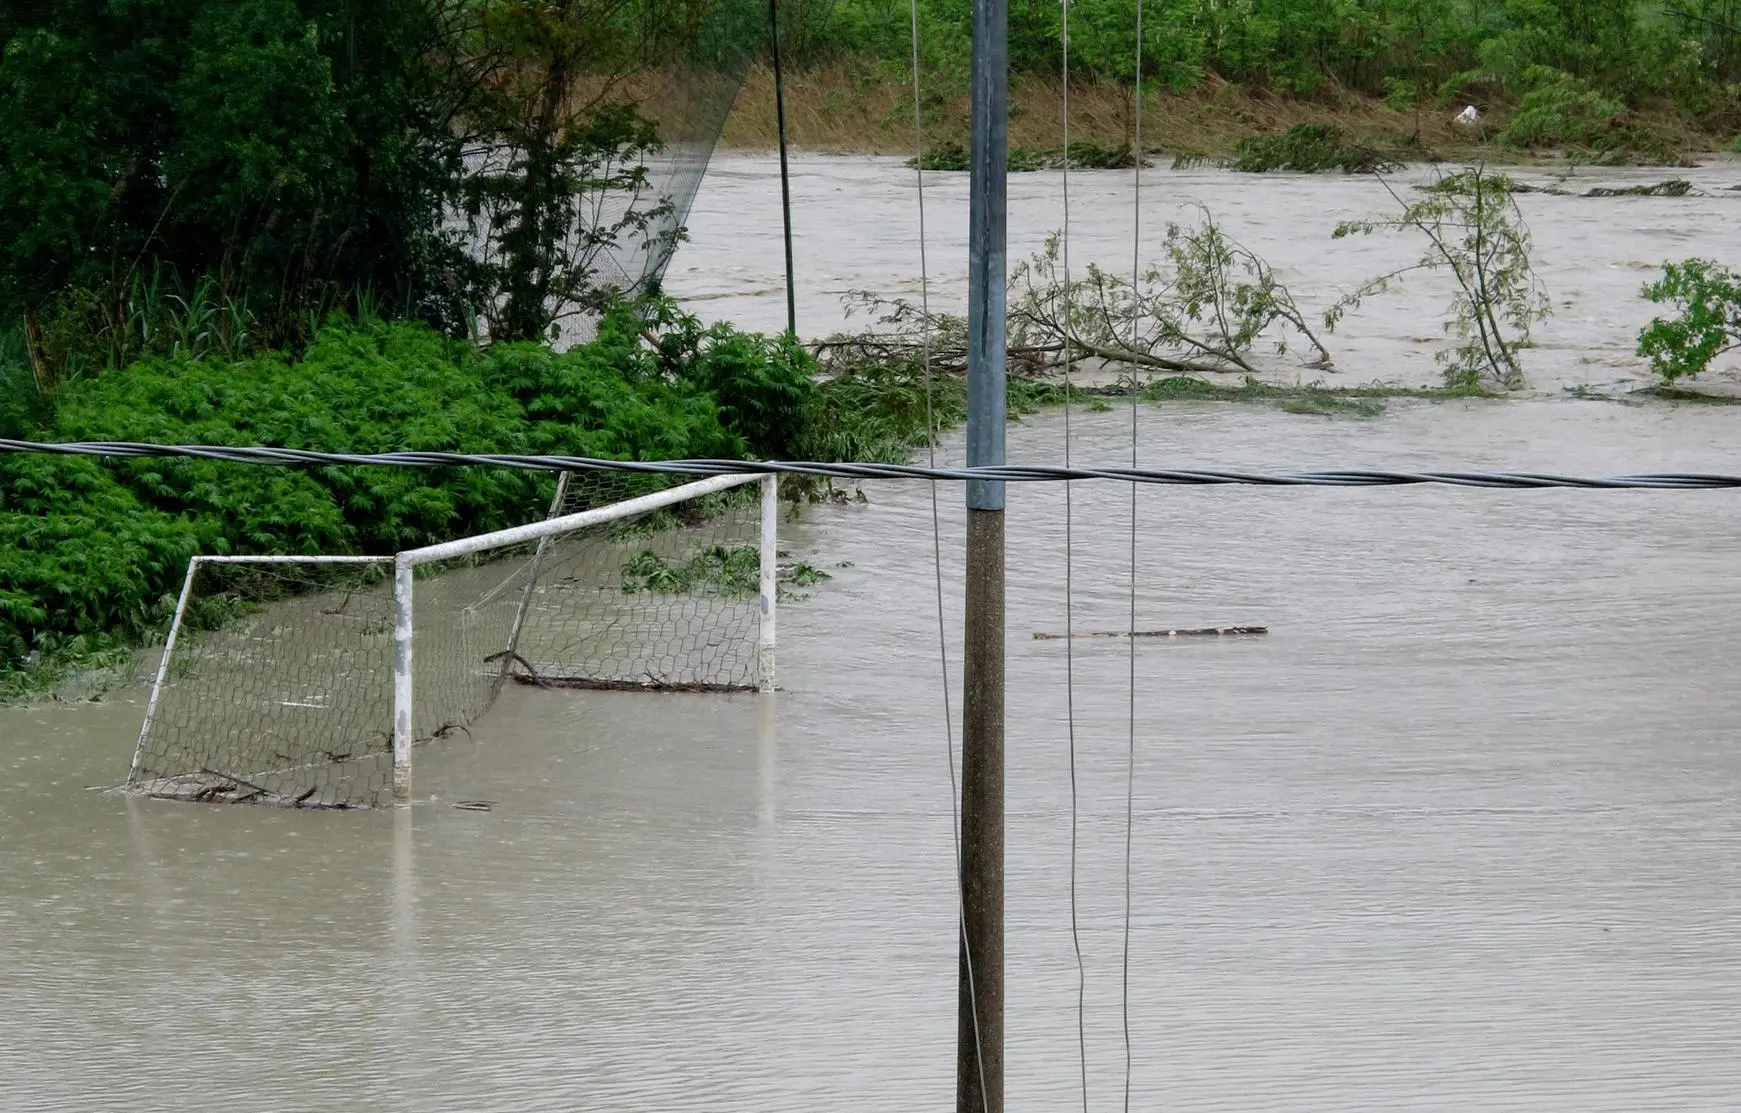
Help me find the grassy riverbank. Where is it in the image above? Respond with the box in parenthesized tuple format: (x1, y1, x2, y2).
(724, 63, 1728, 165)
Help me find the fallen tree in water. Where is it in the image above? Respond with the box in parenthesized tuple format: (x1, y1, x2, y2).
(817, 207, 1332, 379)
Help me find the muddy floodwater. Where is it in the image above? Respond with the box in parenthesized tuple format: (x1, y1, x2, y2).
(5, 159, 1741, 1111)
(671, 153, 1741, 394)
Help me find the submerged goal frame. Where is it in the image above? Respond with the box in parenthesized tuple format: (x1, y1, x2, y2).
(131, 473, 779, 808)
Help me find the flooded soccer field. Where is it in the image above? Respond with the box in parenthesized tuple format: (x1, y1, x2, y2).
(3, 158, 1741, 1111)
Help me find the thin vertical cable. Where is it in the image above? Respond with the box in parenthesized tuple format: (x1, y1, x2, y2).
(769, 0, 797, 336)
(910, 5, 986, 1110)
(1060, 1, 1088, 1110)
(1123, 2, 1144, 1110)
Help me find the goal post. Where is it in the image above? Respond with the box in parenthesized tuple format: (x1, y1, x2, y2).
(126, 471, 780, 809)
(388, 471, 776, 804)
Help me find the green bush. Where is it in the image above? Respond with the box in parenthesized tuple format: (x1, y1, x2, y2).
(1637, 259, 1741, 385)
(0, 1, 466, 356)
(1496, 67, 1624, 148)
(0, 454, 200, 668)
(657, 319, 817, 459)
(0, 309, 797, 678)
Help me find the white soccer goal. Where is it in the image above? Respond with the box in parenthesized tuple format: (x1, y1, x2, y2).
(126, 473, 778, 808)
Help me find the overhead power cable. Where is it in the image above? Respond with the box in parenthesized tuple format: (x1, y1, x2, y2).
(5, 440, 1740, 490)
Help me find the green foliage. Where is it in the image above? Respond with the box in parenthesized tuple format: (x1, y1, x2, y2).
(0, 309, 792, 678)
(1330, 168, 1549, 391)
(793, 346, 1061, 476)
(0, 0, 468, 367)
(1233, 124, 1399, 174)
(0, 454, 201, 671)
(1135, 372, 1451, 411)
(1637, 259, 1741, 385)
(1382, 77, 1418, 112)
(619, 545, 832, 598)
(653, 308, 819, 458)
(1009, 209, 1333, 375)
(0, 326, 41, 438)
(458, 0, 764, 343)
(1495, 67, 1623, 148)
(1584, 180, 1693, 197)
(794, 358, 965, 465)
(908, 140, 1141, 172)
(778, 0, 1733, 149)
(1, 0, 758, 374)
(621, 544, 760, 596)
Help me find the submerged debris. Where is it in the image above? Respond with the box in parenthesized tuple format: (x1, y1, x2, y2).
(1033, 625, 1269, 640)
(908, 140, 1150, 173)
(1583, 179, 1693, 197)
(1233, 124, 1400, 174)
(1438, 177, 1696, 199)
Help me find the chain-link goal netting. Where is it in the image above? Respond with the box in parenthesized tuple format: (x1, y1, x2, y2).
(127, 474, 772, 808)
(490, 471, 766, 693)
(126, 558, 398, 808)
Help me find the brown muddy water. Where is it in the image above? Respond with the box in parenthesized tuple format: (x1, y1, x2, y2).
(669, 153, 1741, 394)
(5, 160, 1741, 1110)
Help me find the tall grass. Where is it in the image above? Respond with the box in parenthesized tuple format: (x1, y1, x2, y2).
(0, 325, 39, 437)
(21, 269, 407, 394)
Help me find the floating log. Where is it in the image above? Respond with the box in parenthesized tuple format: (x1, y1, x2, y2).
(1032, 625, 1268, 640)
(509, 674, 758, 694)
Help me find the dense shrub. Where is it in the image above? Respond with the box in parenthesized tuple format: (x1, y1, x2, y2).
(775, 0, 1718, 124)
(654, 313, 817, 458)
(0, 455, 201, 663)
(0, 310, 804, 677)
(1496, 67, 1625, 148)
(0, 329, 38, 439)
(0, 0, 465, 360)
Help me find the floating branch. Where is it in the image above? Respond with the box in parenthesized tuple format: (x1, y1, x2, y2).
(1032, 625, 1268, 640)
(509, 674, 758, 693)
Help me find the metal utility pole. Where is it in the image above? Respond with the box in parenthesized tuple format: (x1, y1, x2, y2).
(959, 0, 1006, 1103)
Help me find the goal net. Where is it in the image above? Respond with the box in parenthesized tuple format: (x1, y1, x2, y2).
(126, 472, 777, 809)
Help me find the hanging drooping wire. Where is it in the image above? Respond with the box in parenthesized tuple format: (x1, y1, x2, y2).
(1123, 3, 1144, 1108)
(909, 3, 986, 1109)
(1059, 0, 1090, 1109)
(768, 0, 797, 335)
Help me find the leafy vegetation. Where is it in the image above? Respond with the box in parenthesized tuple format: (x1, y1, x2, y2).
(620, 545, 832, 598)
(1135, 373, 1472, 411)
(1233, 124, 1399, 174)
(769, 0, 1741, 155)
(1330, 169, 1549, 391)
(820, 209, 1326, 387)
(909, 140, 1143, 172)
(1008, 211, 1330, 375)
(1637, 259, 1741, 385)
(0, 0, 467, 378)
(0, 307, 810, 683)
(0, 0, 762, 381)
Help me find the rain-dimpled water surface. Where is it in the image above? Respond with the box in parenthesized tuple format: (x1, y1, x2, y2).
(3, 158, 1741, 1112)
